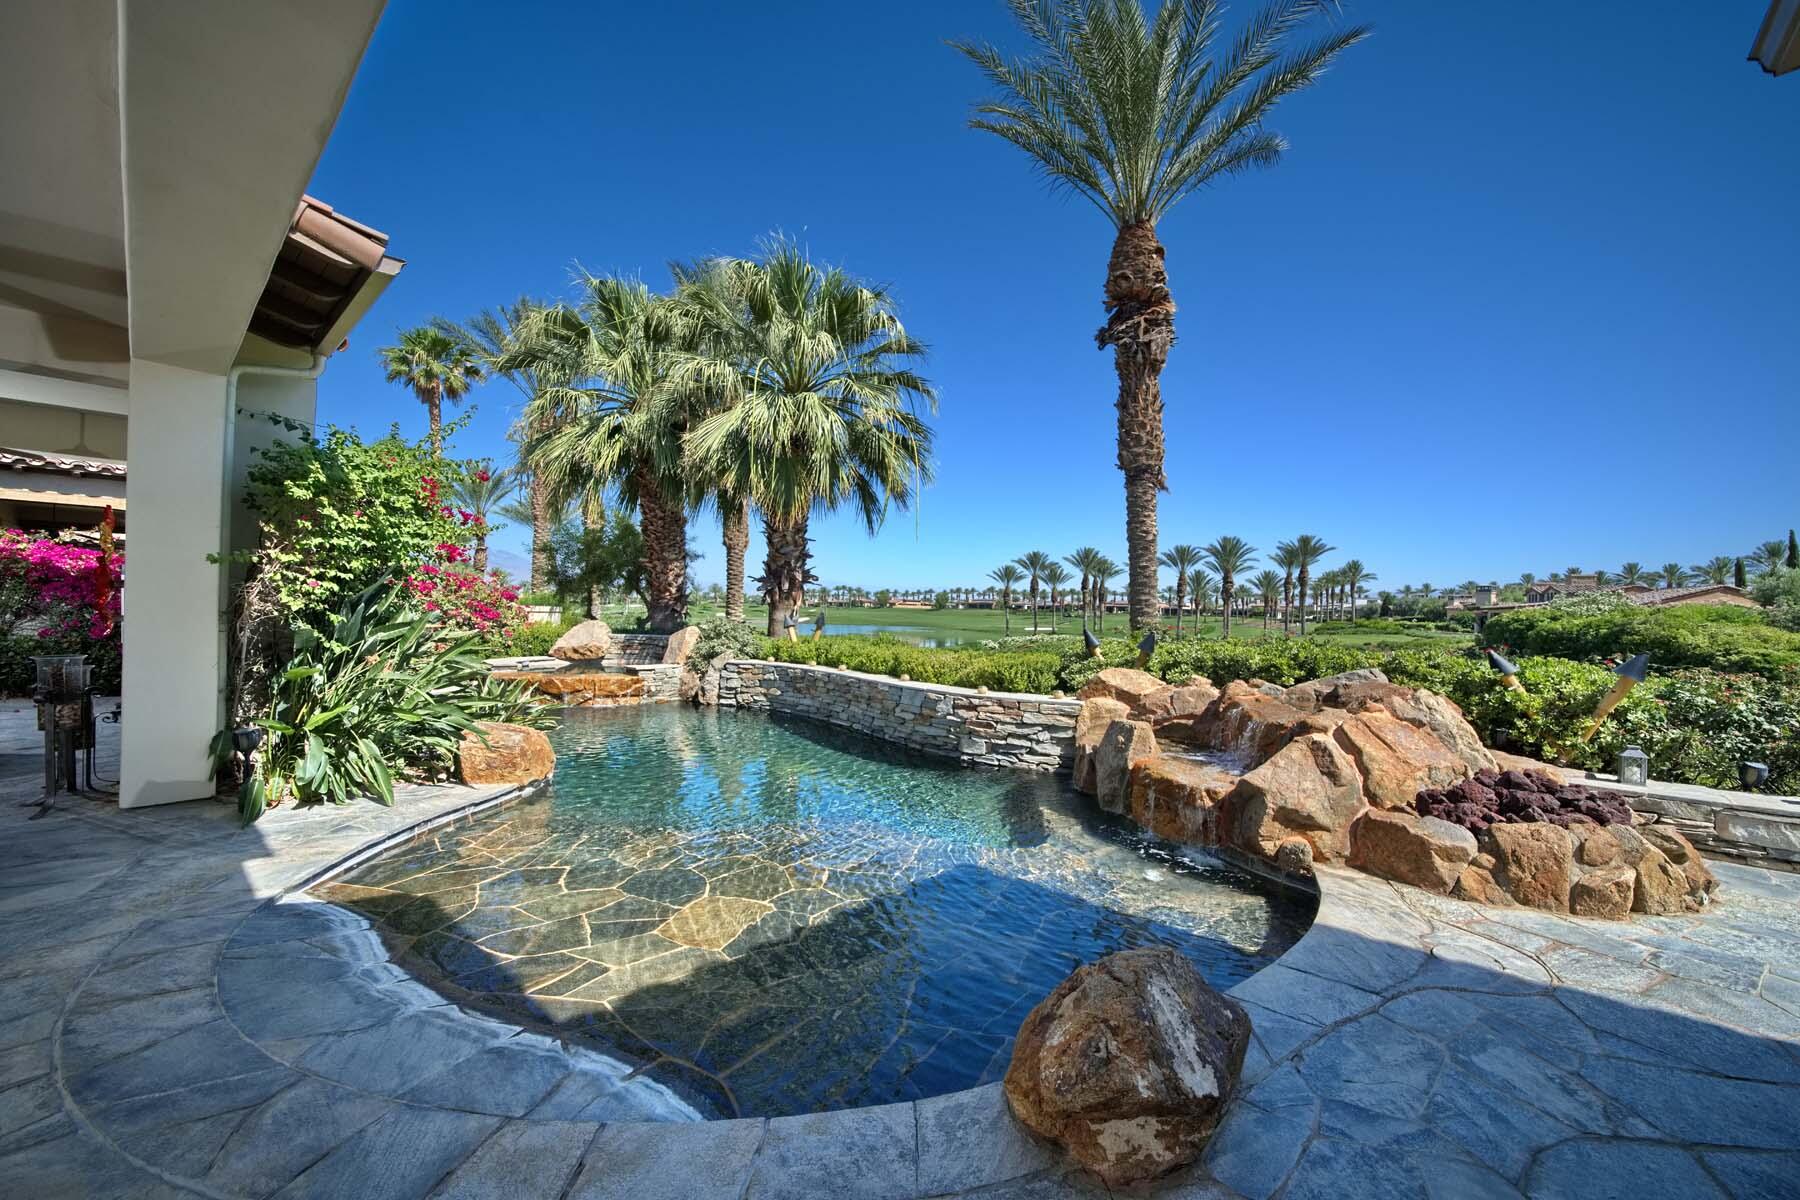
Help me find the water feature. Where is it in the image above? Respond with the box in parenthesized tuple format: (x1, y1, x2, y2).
(317, 705, 1313, 1118)
(817, 622, 971, 648)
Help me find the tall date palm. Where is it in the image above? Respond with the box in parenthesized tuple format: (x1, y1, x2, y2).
(1251, 569, 1282, 630)
(1016, 550, 1054, 631)
(1202, 536, 1256, 638)
(1065, 546, 1103, 627)
(1271, 541, 1298, 634)
(1042, 561, 1072, 631)
(990, 564, 1025, 636)
(1289, 533, 1333, 635)
(957, 0, 1367, 631)
(1158, 544, 1203, 636)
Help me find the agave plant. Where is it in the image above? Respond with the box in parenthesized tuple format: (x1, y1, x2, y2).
(217, 579, 546, 824)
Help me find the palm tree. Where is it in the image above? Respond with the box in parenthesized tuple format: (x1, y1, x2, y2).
(957, 0, 1367, 631)
(1289, 534, 1334, 636)
(1158, 544, 1204, 636)
(1752, 539, 1788, 574)
(379, 326, 485, 454)
(681, 239, 936, 636)
(1271, 541, 1298, 635)
(1658, 562, 1690, 589)
(437, 301, 560, 589)
(1692, 556, 1733, 585)
(1188, 567, 1215, 626)
(1617, 562, 1646, 587)
(990, 564, 1025, 636)
(449, 463, 519, 572)
(1065, 546, 1102, 628)
(504, 276, 694, 632)
(1518, 572, 1536, 589)
(1015, 550, 1054, 632)
(1202, 536, 1256, 639)
(1341, 558, 1373, 623)
(1251, 569, 1282, 631)
(1041, 561, 1071, 631)
(1092, 556, 1120, 633)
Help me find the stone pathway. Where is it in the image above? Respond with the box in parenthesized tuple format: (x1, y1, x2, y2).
(2, 699, 1798, 1198)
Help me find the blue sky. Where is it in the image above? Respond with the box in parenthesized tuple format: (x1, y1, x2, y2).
(309, 1, 1798, 595)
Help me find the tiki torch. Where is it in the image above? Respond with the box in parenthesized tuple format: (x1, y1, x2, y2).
(1083, 627, 1101, 659)
(1135, 629, 1158, 671)
(1579, 653, 1649, 743)
(812, 611, 826, 642)
(1486, 649, 1525, 693)
(783, 613, 799, 643)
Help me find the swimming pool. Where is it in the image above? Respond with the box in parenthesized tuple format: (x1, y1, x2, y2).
(316, 705, 1312, 1118)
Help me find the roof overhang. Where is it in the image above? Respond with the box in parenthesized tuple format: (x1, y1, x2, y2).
(248, 195, 404, 354)
(1752, 0, 1800, 74)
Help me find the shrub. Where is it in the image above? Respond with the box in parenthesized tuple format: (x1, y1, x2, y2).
(691, 616, 769, 666)
(507, 620, 576, 658)
(1481, 603, 1800, 680)
(1145, 638, 1387, 689)
(218, 579, 548, 824)
(767, 635, 1060, 694)
(0, 529, 123, 694)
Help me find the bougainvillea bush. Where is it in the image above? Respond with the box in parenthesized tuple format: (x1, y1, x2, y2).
(0, 530, 123, 693)
(405, 561, 526, 648)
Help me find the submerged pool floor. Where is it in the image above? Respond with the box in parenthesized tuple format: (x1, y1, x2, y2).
(316, 705, 1313, 1117)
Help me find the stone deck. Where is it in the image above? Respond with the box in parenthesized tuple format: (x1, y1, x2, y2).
(2, 699, 1798, 1198)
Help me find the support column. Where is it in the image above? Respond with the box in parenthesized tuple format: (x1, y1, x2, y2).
(119, 360, 232, 808)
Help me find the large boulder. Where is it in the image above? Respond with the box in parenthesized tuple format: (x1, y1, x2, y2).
(1128, 755, 1235, 844)
(1195, 680, 1328, 764)
(1330, 708, 1471, 810)
(1094, 719, 1158, 815)
(1222, 732, 1366, 863)
(661, 624, 702, 666)
(1480, 823, 1575, 912)
(1073, 698, 1131, 794)
(458, 721, 555, 786)
(1570, 866, 1636, 920)
(1281, 668, 1391, 712)
(549, 619, 612, 663)
(1347, 687, 1497, 775)
(1078, 668, 1175, 720)
(698, 651, 733, 707)
(1641, 826, 1718, 901)
(1349, 809, 1477, 895)
(1003, 948, 1250, 1188)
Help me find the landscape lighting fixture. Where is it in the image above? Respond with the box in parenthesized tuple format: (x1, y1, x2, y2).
(1083, 627, 1101, 659)
(1486, 649, 1524, 693)
(1580, 653, 1649, 743)
(1135, 629, 1158, 670)
(1739, 761, 1770, 792)
(1617, 746, 1650, 788)
(783, 613, 799, 642)
(812, 611, 826, 642)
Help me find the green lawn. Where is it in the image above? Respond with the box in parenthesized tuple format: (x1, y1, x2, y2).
(568, 599, 1470, 651)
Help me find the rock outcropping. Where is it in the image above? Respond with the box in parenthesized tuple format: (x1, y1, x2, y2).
(549, 619, 611, 662)
(456, 721, 555, 785)
(1004, 947, 1250, 1187)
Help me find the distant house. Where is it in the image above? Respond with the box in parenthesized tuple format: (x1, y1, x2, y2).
(890, 599, 931, 610)
(1624, 584, 1759, 610)
(1525, 574, 1600, 604)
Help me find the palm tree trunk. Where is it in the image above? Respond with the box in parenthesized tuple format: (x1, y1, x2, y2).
(722, 497, 748, 622)
(1099, 221, 1173, 633)
(1281, 577, 1293, 636)
(425, 384, 443, 455)
(529, 477, 553, 592)
(635, 466, 687, 633)
(760, 511, 811, 637)
(1299, 570, 1311, 637)
(1173, 582, 1185, 637)
(1221, 578, 1232, 639)
(472, 533, 488, 573)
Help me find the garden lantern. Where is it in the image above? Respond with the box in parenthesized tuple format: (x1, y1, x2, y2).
(812, 611, 826, 641)
(1616, 746, 1650, 788)
(1135, 629, 1158, 670)
(1580, 653, 1649, 743)
(1739, 761, 1770, 792)
(29, 654, 91, 813)
(1083, 627, 1100, 659)
(1486, 649, 1524, 693)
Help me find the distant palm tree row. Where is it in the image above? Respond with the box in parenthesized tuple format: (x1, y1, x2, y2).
(978, 535, 1374, 640)
(1502, 533, 1796, 591)
(385, 238, 935, 634)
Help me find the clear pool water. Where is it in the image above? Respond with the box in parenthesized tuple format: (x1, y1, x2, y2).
(319, 706, 1313, 1118)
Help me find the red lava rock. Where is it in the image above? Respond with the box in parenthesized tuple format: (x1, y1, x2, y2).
(1416, 768, 1633, 835)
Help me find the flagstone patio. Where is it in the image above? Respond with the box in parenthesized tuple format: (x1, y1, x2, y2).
(1, 698, 1797, 1199)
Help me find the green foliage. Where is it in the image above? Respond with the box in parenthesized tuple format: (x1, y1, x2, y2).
(933, 591, 950, 609)
(1482, 603, 1800, 679)
(767, 635, 1059, 694)
(690, 616, 769, 666)
(222, 580, 547, 824)
(239, 427, 468, 624)
(508, 620, 578, 658)
(1751, 566, 1800, 608)
(1546, 590, 1636, 615)
(1146, 638, 1386, 689)
(548, 512, 644, 611)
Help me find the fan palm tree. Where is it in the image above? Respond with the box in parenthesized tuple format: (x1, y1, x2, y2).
(1692, 556, 1733, 585)
(1092, 555, 1120, 633)
(1752, 539, 1788, 574)
(1658, 562, 1690, 589)
(1289, 534, 1334, 635)
(1015, 550, 1054, 631)
(990, 564, 1025, 636)
(435, 300, 559, 589)
(1271, 541, 1298, 634)
(1041, 561, 1071, 631)
(379, 326, 485, 454)
(1340, 558, 1373, 623)
(449, 463, 519, 572)
(681, 239, 936, 636)
(1251, 568, 1282, 631)
(1065, 546, 1102, 628)
(1617, 562, 1646, 587)
(956, 0, 1367, 631)
(1518, 572, 1536, 589)
(503, 275, 694, 632)
(1201, 536, 1256, 638)
(1158, 544, 1204, 636)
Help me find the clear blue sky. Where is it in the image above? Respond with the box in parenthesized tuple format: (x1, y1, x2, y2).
(309, 1, 1798, 595)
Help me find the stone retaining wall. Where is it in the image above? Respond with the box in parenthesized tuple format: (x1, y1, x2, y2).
(715, 660, 1079, 770)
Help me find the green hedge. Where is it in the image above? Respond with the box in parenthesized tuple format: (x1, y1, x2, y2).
(1481, 603, 1800, 680)
(766, 635, 1061, 694)
(507, 620, 577, 658)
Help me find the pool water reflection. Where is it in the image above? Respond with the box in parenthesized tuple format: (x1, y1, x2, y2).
(317, 705, 1313, 1118)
